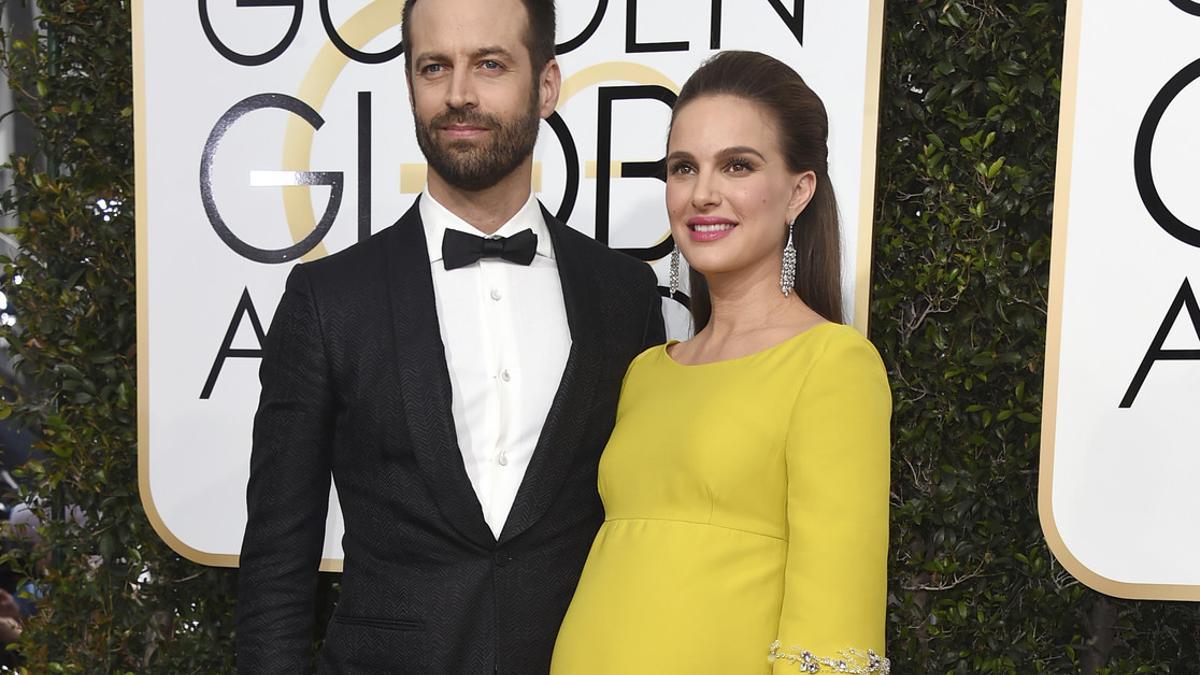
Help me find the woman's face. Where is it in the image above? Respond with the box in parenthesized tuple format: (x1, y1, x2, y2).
(665, 95, 813, 282)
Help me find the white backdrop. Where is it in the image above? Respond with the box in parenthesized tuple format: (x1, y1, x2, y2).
(1042, 0, 1200, 600)
(135, 0, 885, 567)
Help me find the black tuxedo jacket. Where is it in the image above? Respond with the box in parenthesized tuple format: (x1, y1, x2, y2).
(236, 201, 666, 674)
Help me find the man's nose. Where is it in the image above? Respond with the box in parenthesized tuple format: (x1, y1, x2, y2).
(446, 67, 478, 110)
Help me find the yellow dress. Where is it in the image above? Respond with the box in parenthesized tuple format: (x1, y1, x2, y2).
(550, 323, 891, 674)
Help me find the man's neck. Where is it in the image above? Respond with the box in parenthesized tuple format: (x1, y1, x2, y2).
(426, 161, 534, 235)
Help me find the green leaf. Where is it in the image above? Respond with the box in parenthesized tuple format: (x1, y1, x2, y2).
(987, 157, 1007, 178)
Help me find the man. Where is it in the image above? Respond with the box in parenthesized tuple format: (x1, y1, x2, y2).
(235, 0, 665, 672)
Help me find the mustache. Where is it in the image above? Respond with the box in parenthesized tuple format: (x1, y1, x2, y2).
(429, 109, 499, 130)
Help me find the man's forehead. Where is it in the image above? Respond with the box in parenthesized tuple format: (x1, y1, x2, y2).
(408, 0, 529, 55)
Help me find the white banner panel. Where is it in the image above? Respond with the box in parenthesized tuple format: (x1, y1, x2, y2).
(135, 0, 885, 567)
(1042, 0, 1200, 600)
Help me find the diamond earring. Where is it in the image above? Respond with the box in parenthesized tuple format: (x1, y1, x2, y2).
(780, 221, 797, 296)
(669, 245, 681, 298)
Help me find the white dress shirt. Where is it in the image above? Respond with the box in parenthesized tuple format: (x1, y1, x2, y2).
(420, 191, 571, 539)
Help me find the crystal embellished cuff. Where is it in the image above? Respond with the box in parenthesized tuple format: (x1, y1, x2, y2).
(767, 640, 891, 674)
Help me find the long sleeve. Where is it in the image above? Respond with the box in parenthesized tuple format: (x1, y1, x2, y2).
(236, 264, 335, 674)
(771, 331, 891, 673)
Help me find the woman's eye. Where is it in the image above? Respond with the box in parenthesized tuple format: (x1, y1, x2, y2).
(726, 159, 753, 173)
(669, 162, 694, 175)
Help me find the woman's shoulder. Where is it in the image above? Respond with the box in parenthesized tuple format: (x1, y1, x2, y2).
(786, 323, 888, 388)
(624, 342, 669, 375)
(812, 322, 880, 354)
(766, 324, 893, 434)
(780, 322, 879, 362)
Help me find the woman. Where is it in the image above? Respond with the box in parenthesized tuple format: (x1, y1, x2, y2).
(551, 51, 891, 673)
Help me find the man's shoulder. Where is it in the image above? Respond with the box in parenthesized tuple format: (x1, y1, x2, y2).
(299, 208, 421, 288)
(547, 217, 655, 284)
(302, 228, 388, 277)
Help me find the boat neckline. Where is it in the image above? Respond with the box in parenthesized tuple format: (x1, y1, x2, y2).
(662, 321, 838, 368)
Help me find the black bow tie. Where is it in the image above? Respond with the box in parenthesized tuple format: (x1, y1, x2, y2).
(441, 228, 538, 270)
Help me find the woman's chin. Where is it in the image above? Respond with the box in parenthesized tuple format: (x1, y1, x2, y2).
(679, 255, 744, 279)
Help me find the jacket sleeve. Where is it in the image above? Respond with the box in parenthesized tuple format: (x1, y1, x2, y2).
(771, 331, 891, 674)
(639, 267, 667, 349)
(237, 264, 335, 674)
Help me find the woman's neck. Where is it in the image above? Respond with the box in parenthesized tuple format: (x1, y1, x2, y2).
(702, 265, 803, 340)
(668, 265, 824, 365)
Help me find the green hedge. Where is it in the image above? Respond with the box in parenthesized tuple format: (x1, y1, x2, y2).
(0, 0, 1194, 672)
(875, 2, 1199, 672)
(0, 0, 238, 671)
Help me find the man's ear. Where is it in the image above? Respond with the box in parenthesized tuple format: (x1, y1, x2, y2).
(539, 58, 562, 119)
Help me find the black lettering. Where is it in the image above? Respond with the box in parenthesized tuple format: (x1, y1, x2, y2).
(710, 0, 805, 48)
(358, 91, 372, 242)
(710, 0, 722, 49)
(545, 112, 582, 223)
(201, 288, 267, 400)
(659, 285, 690, 307)
(198, 0, 302, 67)
(625, 0, 688, 53)
(319, 0, 404, 64)
(200, 93, 344, 264)
(1134, 56, 1200, 247)
(1120, 278, 1200, 408)
(558, 0, 609, 55)
(1170, 0, 1200, 17)
(764, 0, 805, 46)
(595, 85, 677, 261)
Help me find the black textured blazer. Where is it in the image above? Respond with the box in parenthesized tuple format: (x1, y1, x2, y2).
(236, 200, 666, 674)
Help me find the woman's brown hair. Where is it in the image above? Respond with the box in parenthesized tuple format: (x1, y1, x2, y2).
(670, 50, 843, 329)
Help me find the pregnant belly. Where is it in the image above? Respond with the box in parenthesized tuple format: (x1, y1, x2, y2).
(551, 518, 787, 675)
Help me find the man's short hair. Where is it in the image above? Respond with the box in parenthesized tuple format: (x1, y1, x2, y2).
(402, 0, 557, 74)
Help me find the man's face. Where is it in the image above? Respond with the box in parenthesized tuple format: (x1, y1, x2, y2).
(406, 0, 555, 192)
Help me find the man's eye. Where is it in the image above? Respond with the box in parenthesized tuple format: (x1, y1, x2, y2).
(481, 60, 502, 70)
(422, 64, 445, 74)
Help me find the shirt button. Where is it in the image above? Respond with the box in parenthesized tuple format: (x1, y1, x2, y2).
(497, 452, 508, 467)
(490, 287, 502, 301)
(500, 369, 511, 383)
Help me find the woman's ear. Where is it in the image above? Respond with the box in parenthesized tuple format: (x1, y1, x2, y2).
(786, 171, 818, 222)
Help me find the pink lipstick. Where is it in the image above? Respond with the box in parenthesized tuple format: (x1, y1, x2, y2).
(687, 216, 738, 242)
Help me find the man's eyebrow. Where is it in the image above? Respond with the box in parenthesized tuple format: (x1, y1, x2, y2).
(413, 47, 517, 65)
(413, 50, 448, 65)
(471, 46, 516, 61)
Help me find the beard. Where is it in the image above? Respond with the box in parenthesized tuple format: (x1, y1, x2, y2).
(414, 92, 541, 193)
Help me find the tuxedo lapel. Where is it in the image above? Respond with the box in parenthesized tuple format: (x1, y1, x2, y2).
(384, 202, 495, 549)
(499, 206, 604, 544)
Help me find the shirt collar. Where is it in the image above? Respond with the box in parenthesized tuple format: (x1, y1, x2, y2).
(421, 190, 554, 264)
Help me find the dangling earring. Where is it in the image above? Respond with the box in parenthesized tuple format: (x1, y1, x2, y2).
(780, 220, 797, 297)
(669, 245, 681, 298)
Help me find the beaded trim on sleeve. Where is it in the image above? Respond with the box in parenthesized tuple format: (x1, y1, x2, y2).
(768, 640, 890, 674)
